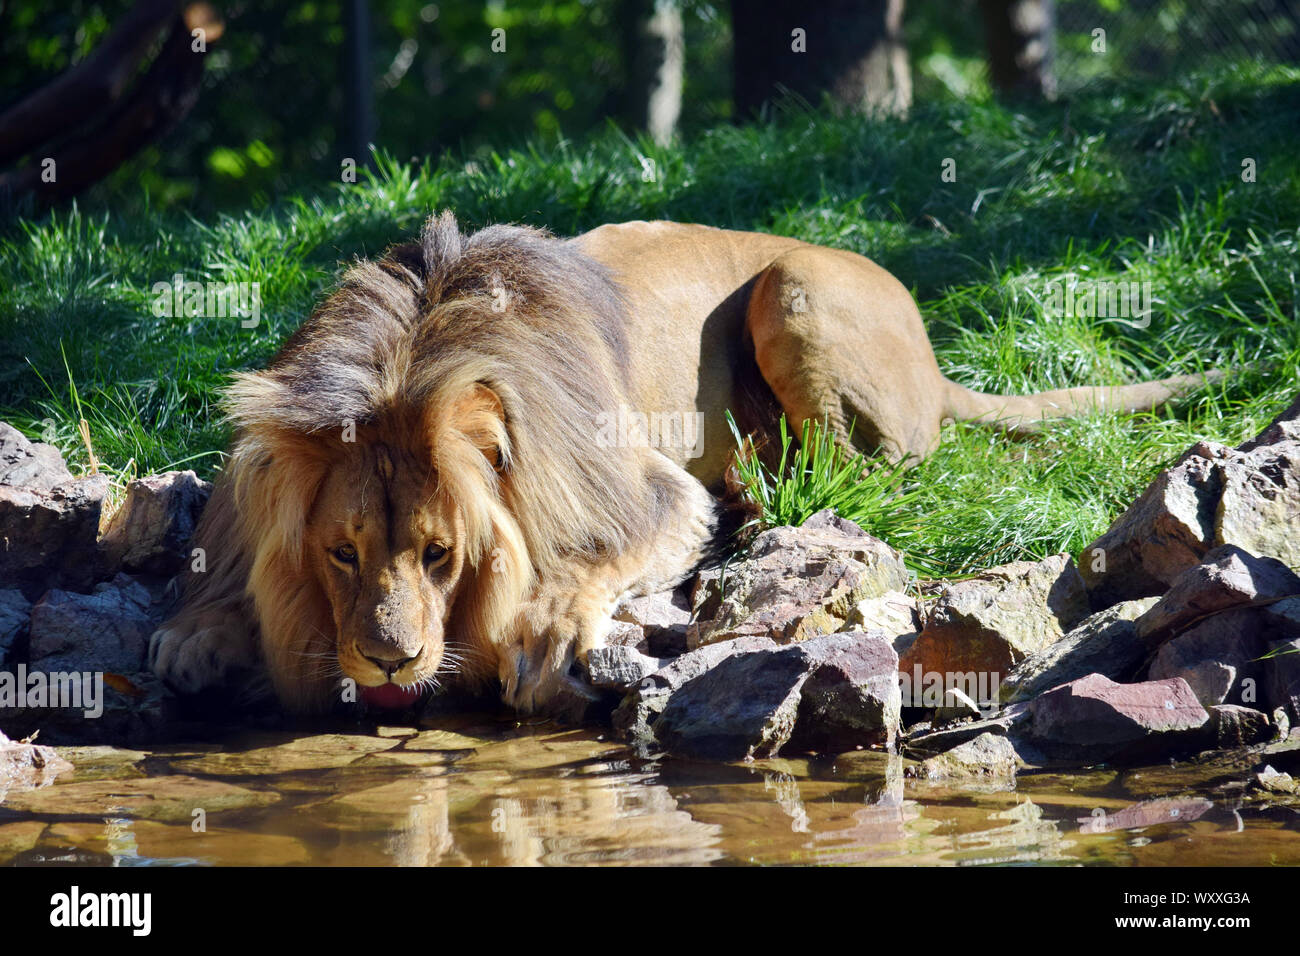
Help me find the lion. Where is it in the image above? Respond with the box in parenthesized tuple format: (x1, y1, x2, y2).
(149, 212, 1212, 716)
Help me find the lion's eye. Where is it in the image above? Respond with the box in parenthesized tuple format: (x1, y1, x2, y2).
(331, 544, 358, 566)
(424, 543, 449, 568)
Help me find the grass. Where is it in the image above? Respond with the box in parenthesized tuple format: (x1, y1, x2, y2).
(1, 61, 1297, 578)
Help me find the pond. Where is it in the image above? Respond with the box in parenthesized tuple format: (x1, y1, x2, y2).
(3, 715, 1299, 866)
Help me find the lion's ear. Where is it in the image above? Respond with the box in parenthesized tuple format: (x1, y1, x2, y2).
(447, 382, 508, 471)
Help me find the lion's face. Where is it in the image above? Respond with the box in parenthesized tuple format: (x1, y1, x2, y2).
(304, 440, 468, 693)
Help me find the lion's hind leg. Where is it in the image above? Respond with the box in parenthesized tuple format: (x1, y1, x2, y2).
(745, 246, 951, 462)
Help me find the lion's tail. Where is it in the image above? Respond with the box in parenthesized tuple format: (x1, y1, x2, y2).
(942, 369, 1223, 435)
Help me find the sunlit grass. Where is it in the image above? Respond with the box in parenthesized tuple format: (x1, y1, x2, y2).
(1, 62, 1297, 578)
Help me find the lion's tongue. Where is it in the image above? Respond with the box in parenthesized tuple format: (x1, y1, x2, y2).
(359, 682, 424, 710)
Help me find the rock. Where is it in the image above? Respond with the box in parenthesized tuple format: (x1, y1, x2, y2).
(604, 619, 651, 655)
(906, 732, 1019, 781)
(612, 588, 692, 657)
(689, 566, 724, 622)
(1134, 545, 1300, 647)
(902, 705, 1029, 759)
(1146, 607, 1266, 706)
(652, 645, 811, 761)
(612, 635, 778, 744)
(615, 631, 901, 760)
(901, 554, 1090, 679)
(1239, 392, 1300, 451)
(1081, 401, 1300, 605)
(583, 645, 662, 689)
(545, 676, 606, 725)
(1027, 673, 1210, 763)
(1254, 765, 1299, 795)
(790, 632, 901, 752)
(1206, 704, 1272, 748)
(845, 589, 920, 657)
(688, 509, 908, 649)
(1, 773, 279, 823)
(1264, 638, 1300, 722)
(1176, 660, 1237, 708)
(0, 589, 31, 663)
(0, 471, 108, 596)
(170, 733, 400, 775)
(846, 589, 919, 635)
(1002, 597, 1158, 703)
(0, 729, 73, 795)
(99, 470, 211, 575)
(0, 423, 72, 490)
(27, 573, 160, 674)
(1260, 596, 1300, 638)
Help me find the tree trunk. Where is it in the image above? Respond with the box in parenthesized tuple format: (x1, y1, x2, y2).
(621, 0, 684, 144)
(979, 0, 1056, 98)
(730, 0, 910, 118)
(343, 0, 375, 168)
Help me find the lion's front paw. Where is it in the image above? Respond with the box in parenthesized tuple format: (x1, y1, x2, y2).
(498, 635, 578, 716)
(149, 607, 261, 697)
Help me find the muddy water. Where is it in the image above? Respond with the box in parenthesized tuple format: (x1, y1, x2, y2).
(2, 716, 1299, 866)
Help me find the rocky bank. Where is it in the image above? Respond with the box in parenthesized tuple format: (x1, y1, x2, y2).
(1, 397, 1299, 793)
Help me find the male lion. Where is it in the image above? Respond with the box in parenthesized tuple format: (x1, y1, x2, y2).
(149, 212, 1210, 715)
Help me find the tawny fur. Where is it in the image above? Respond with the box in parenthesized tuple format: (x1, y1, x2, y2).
(150, 212, 1214, 715)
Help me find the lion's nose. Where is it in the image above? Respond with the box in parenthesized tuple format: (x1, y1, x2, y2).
(362, 648, 419, 678)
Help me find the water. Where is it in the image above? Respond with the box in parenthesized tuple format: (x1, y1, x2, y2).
(3, 716, 1298, 866)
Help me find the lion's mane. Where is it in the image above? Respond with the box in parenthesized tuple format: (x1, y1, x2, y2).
(181, 211, 670, 710)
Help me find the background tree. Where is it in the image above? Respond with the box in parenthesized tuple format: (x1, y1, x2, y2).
(979, 0, 1056, 98)
(730, 0, 911, 117)
(620, 0, 685, 144)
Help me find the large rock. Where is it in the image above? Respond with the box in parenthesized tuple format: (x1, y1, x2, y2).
(1134, 544, 1300, 647)
(99, 470, 211, 576)
(616, 631, 901, 761)
(651, 645, 811, 761)
(27, 573, 161, 674)
(1080, 399, 1300, 606)
(1147, 608, 1266, 707)
(789, 632, 902, 752)
(0, 423, 108, 595)
(1206, 704, 1272, 748)
(688, 510, 909, 649)
(901, 554, 1090, 680)
(1002, 597, 1158, 703)
(612, 635, 778, 743)
(1026, 673, 1210, 763)
(0, 589, 31, 663)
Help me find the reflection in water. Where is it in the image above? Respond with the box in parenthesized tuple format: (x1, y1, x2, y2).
(1, 720, 1297, 866)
